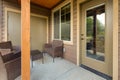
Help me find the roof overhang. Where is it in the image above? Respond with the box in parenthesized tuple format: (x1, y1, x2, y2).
(18, 0, 65, 9)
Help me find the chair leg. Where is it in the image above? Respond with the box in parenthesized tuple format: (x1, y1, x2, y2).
(42, 52, 44, 64)
(53, 57, 54, 63)
(42, 57, 44, 64)
(32, 61, 33, 67)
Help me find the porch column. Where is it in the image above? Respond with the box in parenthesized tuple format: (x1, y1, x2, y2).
(21, 0, 30, 80)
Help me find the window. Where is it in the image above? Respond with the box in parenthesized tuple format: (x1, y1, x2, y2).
(54, 3, 71, 41)
(54, 10, 60, 39)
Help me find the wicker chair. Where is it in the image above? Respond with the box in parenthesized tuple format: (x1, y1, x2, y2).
(43, 40, 63, 62)
(0, 41, 21, 80)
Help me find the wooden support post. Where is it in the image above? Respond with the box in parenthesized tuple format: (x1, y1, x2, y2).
(21, 0, 30, 80)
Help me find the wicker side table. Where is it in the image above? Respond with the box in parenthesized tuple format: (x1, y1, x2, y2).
(31, 50, 44, 67)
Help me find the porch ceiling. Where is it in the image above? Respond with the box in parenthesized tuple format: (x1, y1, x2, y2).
(19, 0, 65, 9)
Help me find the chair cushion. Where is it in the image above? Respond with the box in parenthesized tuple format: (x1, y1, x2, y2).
(0, 49, 11, 56)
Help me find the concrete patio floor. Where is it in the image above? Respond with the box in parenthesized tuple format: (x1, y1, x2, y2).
(0, 54, 106, 80)
(17, 53, 106, 80)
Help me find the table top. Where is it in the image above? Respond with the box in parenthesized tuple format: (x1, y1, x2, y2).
(31, 50, 42, 56)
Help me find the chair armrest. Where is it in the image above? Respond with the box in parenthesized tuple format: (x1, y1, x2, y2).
(4, 57, 21, 80)
(0, 51, 21, 63)
(0, 52, 14, 63)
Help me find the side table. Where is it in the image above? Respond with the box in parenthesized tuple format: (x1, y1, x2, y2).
(31, 50, 44, 67)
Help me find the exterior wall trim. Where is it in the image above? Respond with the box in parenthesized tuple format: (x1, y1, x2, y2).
(113, 0, 118, 80)
(76, 0, 88, 66)
(4, 7, 49, 43)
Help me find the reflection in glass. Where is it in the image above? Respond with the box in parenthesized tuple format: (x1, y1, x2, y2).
(86, 16, 94, 55)
(96, 13, 105, 58)
(61, 15, 65, 23)
(61, 3, 71, 41)
(61, 22, 70, 40)
(54, 10, 60, 39)
(86, 5, 105, 61)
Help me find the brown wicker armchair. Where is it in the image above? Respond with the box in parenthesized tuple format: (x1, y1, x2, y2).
(0, 41, 21, 80)
(43, 40, 63, 62)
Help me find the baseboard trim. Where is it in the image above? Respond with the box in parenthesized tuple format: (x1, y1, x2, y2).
(80, 64, 112, 80)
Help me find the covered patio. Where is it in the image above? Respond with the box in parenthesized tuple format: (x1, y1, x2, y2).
(0, 53, 106, 80)
(0, 0, 119, 80)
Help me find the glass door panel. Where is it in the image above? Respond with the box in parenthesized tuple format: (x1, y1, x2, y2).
(86, 5, 105, 61)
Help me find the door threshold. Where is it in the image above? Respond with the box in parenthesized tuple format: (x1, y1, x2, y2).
(80, 64, 112, 80)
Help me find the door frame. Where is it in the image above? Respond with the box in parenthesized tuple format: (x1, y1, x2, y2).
(81, 0, 110, 74)
(77, 0, 118, 79)
(4, 7, 49, 43)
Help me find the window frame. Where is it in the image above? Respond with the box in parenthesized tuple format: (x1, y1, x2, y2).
(52, 0, 73, 45)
